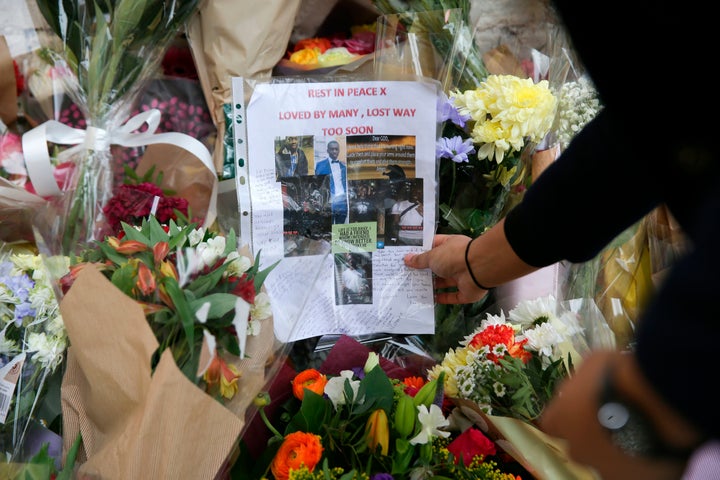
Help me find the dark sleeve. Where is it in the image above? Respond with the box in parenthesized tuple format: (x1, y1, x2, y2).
(503, 108, 662, 267)
(634, 182, 720, 439)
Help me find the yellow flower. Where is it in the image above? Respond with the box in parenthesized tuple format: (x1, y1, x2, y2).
(203, 355, 241, 400)
(365, 409, 390, 455)
(289, 48, 320, 66)
(451, 74, 556, 164)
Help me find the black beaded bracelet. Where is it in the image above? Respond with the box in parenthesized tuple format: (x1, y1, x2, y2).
(464, 236, 491, 290)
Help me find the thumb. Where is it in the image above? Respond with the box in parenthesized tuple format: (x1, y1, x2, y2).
(404, 251, 429, 270)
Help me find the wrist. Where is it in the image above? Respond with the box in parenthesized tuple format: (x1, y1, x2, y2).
(597, 356, 704, 460)
(464, 236, 492, 290)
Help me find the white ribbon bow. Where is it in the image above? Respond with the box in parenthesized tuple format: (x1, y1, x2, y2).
(21, 109, 217, 228)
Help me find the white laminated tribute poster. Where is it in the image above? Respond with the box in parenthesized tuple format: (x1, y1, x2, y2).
(232, 77, 439, 342)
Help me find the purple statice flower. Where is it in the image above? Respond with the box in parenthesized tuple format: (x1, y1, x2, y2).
(437, 93, 471, 127)
(436, 136, 475, 163)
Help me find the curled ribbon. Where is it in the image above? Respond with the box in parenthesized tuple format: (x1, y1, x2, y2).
(21, 109, 217, 228)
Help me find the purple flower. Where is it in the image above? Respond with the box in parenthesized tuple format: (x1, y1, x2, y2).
(370, 473, 394, 480)
(13, 302, 36, 326)
(436, 136, 475, 163)
(437, 94, 471, 127)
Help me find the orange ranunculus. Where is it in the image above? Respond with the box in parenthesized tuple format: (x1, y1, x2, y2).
(203, 354, 242, 400)
(270, 431, 323, 480)
(288, 48, 320, 66)
(293, 37, 331, 54)
(291, 369, 328, 400)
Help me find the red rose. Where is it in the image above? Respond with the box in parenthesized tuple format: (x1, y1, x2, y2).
(447, 427, 496, 465)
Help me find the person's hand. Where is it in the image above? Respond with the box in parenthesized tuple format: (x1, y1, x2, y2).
(539, 350, 696, 480)
(403, 234, 488, 304)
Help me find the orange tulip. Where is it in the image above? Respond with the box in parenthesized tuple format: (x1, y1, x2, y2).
(291, 369, 328, 401)
(270, 431, 323, 480)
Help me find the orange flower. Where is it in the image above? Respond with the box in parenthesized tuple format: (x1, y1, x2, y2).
(203, 355, 242, 400)
(270, 431, 323, 480)
(402, 376, 426, 396)
(153, 241, 169, 263)
(291, 369, 328, 400)
(469, 324, 531, 363)
(115, 239, 149, 255)
(135, 262, 156, 296)
(293, 37, 331, 54)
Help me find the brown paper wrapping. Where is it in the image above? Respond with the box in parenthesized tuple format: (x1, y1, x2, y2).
(60, 264, 282, 478)
(136, 144, 215, 224)
(186, 0, 302, 175)
(0, 36, 18, 126)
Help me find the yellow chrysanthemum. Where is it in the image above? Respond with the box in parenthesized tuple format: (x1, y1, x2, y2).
(451, 74, 556, 164)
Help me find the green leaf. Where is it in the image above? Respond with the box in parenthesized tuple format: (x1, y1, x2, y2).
(189, 293, 239, 320)
(163, 278, 195, 352)
(354, 366, 394, 416)
(187, 262, 229, 297)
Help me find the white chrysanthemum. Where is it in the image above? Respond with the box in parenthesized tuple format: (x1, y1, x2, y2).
(250, 291, 272, 321)
(509, 295, 559, 327)
(522, 321, 564, 358)
(555, 75, 603, 149)
(0, 330, 18, 353)
(27, 332, 66, 370)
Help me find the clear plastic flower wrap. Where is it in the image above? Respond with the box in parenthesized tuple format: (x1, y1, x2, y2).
(0, 189, 67, 462)
(24, 0, 205, 258)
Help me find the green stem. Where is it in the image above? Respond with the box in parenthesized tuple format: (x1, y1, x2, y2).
(259, 407, 283, 439)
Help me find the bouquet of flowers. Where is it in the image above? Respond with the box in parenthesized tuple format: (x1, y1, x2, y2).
(243, 336, 525, 480)
(0, 243, 67, 463)
(28, 0, 206, 256)
(428, 295, 586, 423)
(61, 214, 275, 393)
(436, 74, 556, 238)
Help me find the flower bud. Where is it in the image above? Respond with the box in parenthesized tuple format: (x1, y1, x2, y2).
(365, 409, 389, 456)
(153, 241, 170, 263)
(136, 262, 156, 296)
(254, 392, 271, 408)
(116, 240, 149, 255)
(394, 394, 416, 438)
